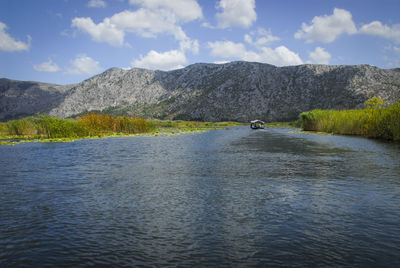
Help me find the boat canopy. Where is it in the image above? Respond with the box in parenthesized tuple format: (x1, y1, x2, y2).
(250, 120, 265, 129)
(251, 120, 265, 124)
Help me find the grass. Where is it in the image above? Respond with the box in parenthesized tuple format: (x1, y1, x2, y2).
(299, 100, 400, 141)
(0, 113, 243, 145)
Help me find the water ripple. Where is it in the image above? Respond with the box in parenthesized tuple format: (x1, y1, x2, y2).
(1, 127, 400, 267)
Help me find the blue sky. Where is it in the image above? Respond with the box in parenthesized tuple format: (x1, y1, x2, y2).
(1, 0, 400, 85)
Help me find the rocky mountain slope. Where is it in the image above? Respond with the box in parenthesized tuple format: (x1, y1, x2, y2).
(0, 78, 70, 121)
(1, 61, 400, 122)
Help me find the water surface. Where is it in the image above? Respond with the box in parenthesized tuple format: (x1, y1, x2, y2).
(1, 127, 399, 267)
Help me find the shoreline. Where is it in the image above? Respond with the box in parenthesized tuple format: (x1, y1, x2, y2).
(0, 114, 244, 146)
(0, 126, 235, 146)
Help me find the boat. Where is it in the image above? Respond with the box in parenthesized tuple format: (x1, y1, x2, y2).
(250, 120, 265, 129)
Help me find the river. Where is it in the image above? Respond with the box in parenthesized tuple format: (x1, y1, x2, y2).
(1, 126, 399, 267)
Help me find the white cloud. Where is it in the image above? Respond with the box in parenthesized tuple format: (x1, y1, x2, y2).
(66, 54, 102, 75)
(243, 46, 303, 66)
(88, 0, 107, 8)
(295, 8, 357, 43)
(208, 41, 246, 57)
(34, 58, 60, 72)
(309, 47, 331, 64)
(130, 19, 199, 71)
(208, 40, 303, 66)
(129, 0, 203, 22)
(132, 49, 187, 70)
(244, 28, 280, 47)
(72, 17, 125, 46)
(179, 39, 199, 54)
(382, 45, 400, 68)
(214, 60, 230, 64)
(73, 0, 201, 47)
(359, 21, 400, 43)
(109, 9, 187, 41)
(201, 22, 215, 29)
(215, 0, 257, 29)
(0, 22, 31, 52)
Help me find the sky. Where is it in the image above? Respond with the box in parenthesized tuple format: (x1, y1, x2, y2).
(1, 0, 400, 85)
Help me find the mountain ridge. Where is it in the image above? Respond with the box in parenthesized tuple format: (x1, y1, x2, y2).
(1, 61, 400, 122)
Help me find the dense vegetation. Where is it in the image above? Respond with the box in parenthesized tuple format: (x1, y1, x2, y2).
(0, 113, 242, 142)
(299, 97, 400, 141)
(0, 113, 153, 138)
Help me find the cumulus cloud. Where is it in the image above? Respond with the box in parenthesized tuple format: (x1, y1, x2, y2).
(125, 1, 202, 71)
(131, 34, 199, 71)
(34, 58, 60, 72)
(244, 28, 280, 47)
(66, 54, 102, 75)
(72, 17, 125, 46)
(208, 41, 246, 57)
(382, 45, 400, 68)
(359, 21, 400, 43)
(216, 0, 257, 29)
(132, 49, 187, 70)
(243, 46, 303, 66)
(108, 9, 187, 40)
(88, 0, 107, 8)
(0, 22, 31, 52)
(130, 29, 199, 71)
(129, 0, 203, 22)
(179, 39, 199, 54)
(309, 47, 331, 64)
(295, 8, 357, 43)
(72, 1, 202, 47)
(208, 40, 303, 66)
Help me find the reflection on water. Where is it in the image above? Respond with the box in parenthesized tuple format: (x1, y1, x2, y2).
(1, 127, 400, 267)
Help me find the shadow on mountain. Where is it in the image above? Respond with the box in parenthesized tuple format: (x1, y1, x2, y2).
(0, 78, 68, 121)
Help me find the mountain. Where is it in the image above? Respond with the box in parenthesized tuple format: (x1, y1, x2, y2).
(1, 61, 400, 122)
(0, 78, 71, 121)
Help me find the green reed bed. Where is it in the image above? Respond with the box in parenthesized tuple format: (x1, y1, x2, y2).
(0, 113, 154, 140)
(0, 113, 242, 145)
(299, 98, 400, 141)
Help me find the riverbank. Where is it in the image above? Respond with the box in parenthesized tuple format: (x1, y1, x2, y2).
(0, 113, 243, 145)
(299, 99, 400, 142)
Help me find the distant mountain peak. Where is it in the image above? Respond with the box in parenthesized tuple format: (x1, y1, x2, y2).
(1, 62, 399, 122)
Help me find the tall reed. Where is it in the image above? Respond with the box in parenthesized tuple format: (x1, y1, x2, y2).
(77, 113, 154, 135)
(38, 116, 88, 138)
(299, 100, 400, 141)
(1, 113, 154, 138)
(6, 117, 38, 135)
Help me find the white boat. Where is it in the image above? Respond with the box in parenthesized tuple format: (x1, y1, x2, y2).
(250, 120, 264, 129)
